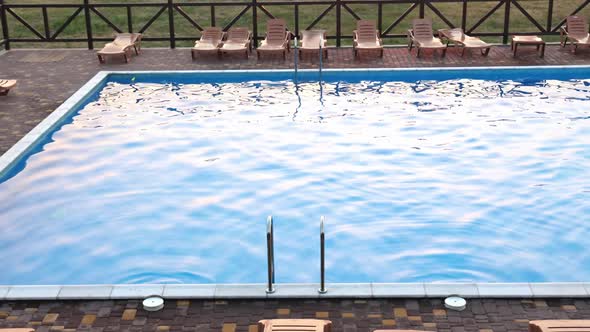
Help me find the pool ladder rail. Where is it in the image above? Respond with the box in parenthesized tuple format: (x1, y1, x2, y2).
(292, 35, 325, 83)
(265, 215, 327, 294)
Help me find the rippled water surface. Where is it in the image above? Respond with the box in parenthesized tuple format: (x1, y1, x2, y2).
(1, 72, 590, 284)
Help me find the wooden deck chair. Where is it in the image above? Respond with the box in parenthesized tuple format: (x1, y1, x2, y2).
(97, 33, 142, 64)
(0, 79, 17, 96)
(220, 27, 252, 59)
(560, 15, 590, 53)
(299, 29, 328, 60)
(407, 18, 447, 57)
(530, 320, 590, 332)
(257, 19, 291, 60)
(191, 27, 225, 60)
(438, 28, 491, 56)
(353, 20, 383, 59)
(258, 319, 332, 332)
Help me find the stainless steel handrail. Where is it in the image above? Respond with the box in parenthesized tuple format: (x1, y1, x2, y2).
(266, 215, 275, 294)
(293, 36, 298, 82)
(318, 215, 327, 294)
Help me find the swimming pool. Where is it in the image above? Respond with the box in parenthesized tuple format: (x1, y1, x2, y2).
(0, 67, 589, 286)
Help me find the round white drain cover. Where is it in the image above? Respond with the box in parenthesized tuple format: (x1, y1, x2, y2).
(444, 296, 466, 311)
(143, 296, 164, 312)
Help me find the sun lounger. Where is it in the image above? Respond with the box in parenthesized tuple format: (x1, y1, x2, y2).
(191, 27, 225, 60)
(97, 33, 142, 64)
(299, 29, 328, 60)
(0, 79, 17, 96)
(220, 27, 252, 59)
(258, 319, 332, 332)
(257, 19, 291, 60)
(530, 320, 590, 332)
(0, 329, 35, 332)
(407, 18, 447, 57)
(560, 15, 590, 54)
(353, 20, 383, 59)
(438, 28, 491, 56)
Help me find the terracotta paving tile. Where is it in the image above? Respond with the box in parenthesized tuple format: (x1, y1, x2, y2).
(433, 309, 447, 316)
(316, 312, 330, 318)
(81, 314, 96, 325)
(121, 309, 137, 321)
(223, 323, 237, 332)
(382, 319, 396, 326)
(394, 308, 408, 318)
(277, 308, 290, 315)
(42, 313, 59, 324)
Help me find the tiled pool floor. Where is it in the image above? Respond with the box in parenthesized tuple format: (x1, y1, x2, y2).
(1, 298, 590, 332)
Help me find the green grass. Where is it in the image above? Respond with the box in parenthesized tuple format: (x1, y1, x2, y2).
(2, 0, 589, 48)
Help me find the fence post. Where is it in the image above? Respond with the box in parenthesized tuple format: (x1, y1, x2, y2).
(502, 0, 511, 44)
(546, 0, 553, 32)
(461, 0, 467, 31)
(377, 2, 382, 36)
(0, 0, 10, 50)
(252, 0, 258, 48)
(336, 0, 341, 47)
(83, 0, 93, 49)
(168, 0, 175, 48)
(419, 0, 425, 18)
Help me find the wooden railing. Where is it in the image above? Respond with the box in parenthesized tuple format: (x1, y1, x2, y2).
(0, 0, 588, 50)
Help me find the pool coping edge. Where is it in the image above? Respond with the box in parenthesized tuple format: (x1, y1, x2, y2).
(1, 283, 589, 300)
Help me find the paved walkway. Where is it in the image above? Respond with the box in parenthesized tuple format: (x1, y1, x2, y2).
(1, 298, 590, 332)
(1, 45, 590, 155)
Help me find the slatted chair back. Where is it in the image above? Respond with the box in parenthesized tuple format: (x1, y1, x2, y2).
(266, 19, 288, 45)
(567, 15, 589, 39)
(227, 27, 250, 43)
(258, 319, 332, 332)
(412, 18, 435, 40)
(356, 20, 378, 42)
(200, 27, 224, 43)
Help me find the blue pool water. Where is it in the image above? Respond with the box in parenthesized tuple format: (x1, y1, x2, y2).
(0, 68, 589, 285)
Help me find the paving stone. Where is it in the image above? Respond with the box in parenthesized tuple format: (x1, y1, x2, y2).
(382, 319, 396, 326)
(43, 313, 59, 324)
(121, 309, 137, 321)
(222, 323, 237, 332)
(316, 312, 329, 318)
(394, 308, 408, 318)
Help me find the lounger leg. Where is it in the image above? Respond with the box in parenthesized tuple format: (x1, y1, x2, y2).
(134, 45, 139, 55)
(461, 47, 466, 57)
(540, 43, 545, 57)
(408, 40, 413, 51)
(97, 54, 105, 64)
(513, 43, 518, 56)
(561, 36, 568, 48)
(0, 89, 8, 96)
(124, 54, 129, 63)
(416, 48, 421, 58)
(191, 50, 196, 60)
(573, 44, 578, 54)
(441, 47, 447, 58)
(483, 47, 490, 57)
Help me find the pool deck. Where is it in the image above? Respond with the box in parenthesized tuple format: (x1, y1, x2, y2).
(1, 44, 590, 155)
(2, 45, 590, 331)
(2, 297, 590, 332)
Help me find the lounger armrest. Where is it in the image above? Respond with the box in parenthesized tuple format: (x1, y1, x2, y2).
(407, 29, 415, 40)
(353, 29, 359, 42)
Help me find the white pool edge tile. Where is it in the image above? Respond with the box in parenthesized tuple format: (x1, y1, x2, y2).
(0, 282, 587, 300)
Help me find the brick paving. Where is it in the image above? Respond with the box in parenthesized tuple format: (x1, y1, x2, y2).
(2, 45, 590, 331)
(1, 298, 590, 332)
(1, 45, 590, 155)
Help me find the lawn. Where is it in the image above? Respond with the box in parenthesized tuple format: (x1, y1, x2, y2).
(1, 0, 589, 48)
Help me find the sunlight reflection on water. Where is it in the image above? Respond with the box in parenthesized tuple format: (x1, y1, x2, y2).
(0, 78, 589, 284)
